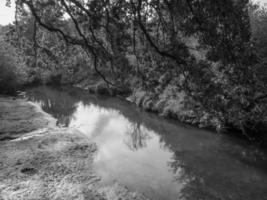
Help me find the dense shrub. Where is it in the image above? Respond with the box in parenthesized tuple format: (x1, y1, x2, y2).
(0, 35, 28, 94)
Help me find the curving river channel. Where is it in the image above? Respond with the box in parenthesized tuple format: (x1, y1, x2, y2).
(25, 86, 267, 200)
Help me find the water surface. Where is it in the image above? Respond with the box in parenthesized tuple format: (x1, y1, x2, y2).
(26, 86, 267, 200)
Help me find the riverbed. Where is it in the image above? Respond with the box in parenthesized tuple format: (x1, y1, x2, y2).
(23, 86, 267, 200)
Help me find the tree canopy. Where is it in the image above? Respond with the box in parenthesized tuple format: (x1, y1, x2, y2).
(3, 0, 267, 139)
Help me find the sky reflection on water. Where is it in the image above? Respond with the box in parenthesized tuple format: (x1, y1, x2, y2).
(26, 86, 267, 200)
(67, 102, 184, 199)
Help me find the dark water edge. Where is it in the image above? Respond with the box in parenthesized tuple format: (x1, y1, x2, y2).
(23, 85, 267, 200)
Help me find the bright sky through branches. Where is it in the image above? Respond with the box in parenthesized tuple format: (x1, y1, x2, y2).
(0, 0, 267, 25)
(0, 0, 15, 25)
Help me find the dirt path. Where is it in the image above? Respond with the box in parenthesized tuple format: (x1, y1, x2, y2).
(0, 97, 150, 200)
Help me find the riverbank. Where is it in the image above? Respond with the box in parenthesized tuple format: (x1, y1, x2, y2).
(0, 96, 56, 141)
(0, 96, 150, 200)
(127, 89, 267, 146)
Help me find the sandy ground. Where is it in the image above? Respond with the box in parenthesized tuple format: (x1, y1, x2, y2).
(0, 96, 150, 200)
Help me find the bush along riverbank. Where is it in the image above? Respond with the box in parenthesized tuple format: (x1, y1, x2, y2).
(126, 87, 267, 146)
(127, 89, 221, 130)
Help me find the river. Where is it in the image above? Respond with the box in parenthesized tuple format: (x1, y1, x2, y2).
(25, 86, 267, 200)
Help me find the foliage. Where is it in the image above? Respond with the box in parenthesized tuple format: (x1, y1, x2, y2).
(3, 0, 267, 139)
(0, 27, 28, 94)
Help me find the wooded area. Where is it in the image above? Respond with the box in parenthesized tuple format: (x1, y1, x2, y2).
(1, 0, 267, 142)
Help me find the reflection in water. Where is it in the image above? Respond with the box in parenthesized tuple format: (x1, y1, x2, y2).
(125, 123, 151, 151)
(26, 86, 267, 200)
(27, 87, 79, 127)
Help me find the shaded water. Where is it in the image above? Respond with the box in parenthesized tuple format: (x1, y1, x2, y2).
(26, 86, 267, 200)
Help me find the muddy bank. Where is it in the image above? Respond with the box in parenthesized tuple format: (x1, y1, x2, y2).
(0, 97, 150, 200)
